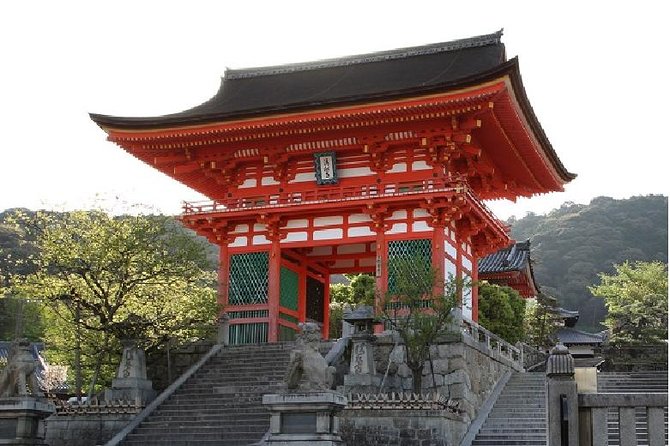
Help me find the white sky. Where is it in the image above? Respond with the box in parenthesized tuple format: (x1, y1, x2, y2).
(1, 1, 668, 219)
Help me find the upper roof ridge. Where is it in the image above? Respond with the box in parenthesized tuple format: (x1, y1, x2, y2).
(225, 30, 503, 80)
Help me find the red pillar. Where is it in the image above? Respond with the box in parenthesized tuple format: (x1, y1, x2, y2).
(455, 238, 463, 309)
(322, 273, 330, 340)
(471, 255, 479, 322)
(218, 243, 230, 312)
(267, 239, 281, 343)
(374, 230, 387, 334)
(298, 262, 307, 323)
(431, 225, 446, 297)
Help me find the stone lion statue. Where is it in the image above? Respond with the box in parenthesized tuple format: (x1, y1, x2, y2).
(0, 338, 43, 398)
(285, 323, 335, 391)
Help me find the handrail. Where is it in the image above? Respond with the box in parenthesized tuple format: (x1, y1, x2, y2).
(460, 317, 522, 369)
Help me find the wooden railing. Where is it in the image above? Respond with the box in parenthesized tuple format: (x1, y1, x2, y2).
(182, 177, 467, 215)
(578, 393, 667, 446)
(461, 317, 522, 370)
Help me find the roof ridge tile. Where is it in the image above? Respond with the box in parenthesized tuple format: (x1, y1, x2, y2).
(225, 30, 503, 80)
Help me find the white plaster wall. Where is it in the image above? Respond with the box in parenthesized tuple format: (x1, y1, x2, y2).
(229, 236, 248, 248)
(314, 216, 343, 227)
(252, 235, 271, 245)
(261, 176, 280, 186)
(238, 178, 257, 188)
(389, 163, 408, 173)
(388, 210, 407, 220)
(284, 219, 309, 229)
(386, 223, 408, 234)
(349, 213, 372, 223)
(291, 172, 317, 183)
(411, 160, 431, 171)
(412, 221, 430, 232)
(338, 167, 374, 178)
(462, 256, 472, 272)
(348, 226, 375, 237)
(313, 228, 343, 240)
(232, 224, 250, 234)
(282, 232, 308, 242)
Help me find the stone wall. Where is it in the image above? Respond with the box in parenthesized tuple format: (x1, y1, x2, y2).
(146, 340, 214, 391)
(337, 330, 517, 445)
(340, 409, 468, 446)
(44, 414, 135, 446)
(366, 332, 514, 421)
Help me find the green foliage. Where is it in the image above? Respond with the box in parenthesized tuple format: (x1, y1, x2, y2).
(477, 282, 525, 344)
(590, 261, 668, 345)
(347, 274, 376, 306)
(329, 274, 376, 338)
(524, 293, 563, 348)
(380, 256, 456, 393)
(510, 195, 667, 332)
(7, 209, 218, 393)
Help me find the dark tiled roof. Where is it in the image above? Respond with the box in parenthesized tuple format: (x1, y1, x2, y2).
(556, 328, 604, 345)
(478, 240, 531, 274)
(90, 31, 506, 128)
(556, 308, 580, 319)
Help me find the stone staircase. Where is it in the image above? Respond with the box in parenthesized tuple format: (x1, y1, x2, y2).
(119, 342, 293, 446)
(597, 372, 668, 446)
(470, 372, 546, 445)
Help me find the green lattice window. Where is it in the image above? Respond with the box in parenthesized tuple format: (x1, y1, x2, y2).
(228, 310, 269, 319)
(387, 239, 432, 294)
(229, 323, 268, 345)
(280, 267, 299, 311)
(229, 252, 269, 305)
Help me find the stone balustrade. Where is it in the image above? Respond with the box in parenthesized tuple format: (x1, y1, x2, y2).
(460, 317, 522, 370)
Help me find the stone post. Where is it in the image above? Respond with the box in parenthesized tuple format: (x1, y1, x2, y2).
(216, 312, 230, 345)
(546, 344, 579, 446)
(104, 340, 156, 405)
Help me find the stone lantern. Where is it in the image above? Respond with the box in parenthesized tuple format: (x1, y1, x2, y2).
(343, 306, 380, 393)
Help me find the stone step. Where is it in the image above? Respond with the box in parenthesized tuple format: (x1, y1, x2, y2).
(118, 342, 293, 446)
(472, 372, 548, 444)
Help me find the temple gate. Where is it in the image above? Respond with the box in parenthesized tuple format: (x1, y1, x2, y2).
(91, 31, 574, 343)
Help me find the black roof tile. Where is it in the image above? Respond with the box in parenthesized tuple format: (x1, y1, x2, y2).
(478, 239, 531, 274)
(90, 31, 506, 128)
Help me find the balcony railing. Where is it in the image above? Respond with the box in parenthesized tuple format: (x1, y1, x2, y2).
(182, 177, 468, 215)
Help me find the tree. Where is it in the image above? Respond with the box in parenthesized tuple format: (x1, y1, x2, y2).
(380, 256, 457, 393)
(9, 210, 218, 396)
(328, 274, 376, 339)
(477, 282, 525, 344)
(590, 261, 668, 345)
(524, 293, 562, 348)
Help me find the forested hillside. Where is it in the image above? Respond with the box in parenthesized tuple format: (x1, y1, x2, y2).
(2, 196, 667, 336)
(508, 195, 668, 332)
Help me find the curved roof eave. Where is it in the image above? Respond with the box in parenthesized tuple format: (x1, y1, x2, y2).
(90, 59, 574, 183)
(89, 59, 518, 130)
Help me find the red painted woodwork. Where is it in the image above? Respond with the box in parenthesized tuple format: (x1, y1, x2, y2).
(267, 239, 281, 342)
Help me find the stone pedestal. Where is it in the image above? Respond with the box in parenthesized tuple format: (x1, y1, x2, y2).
(104, 340, 155, 404)
(0, 398, 55, 445)
(262, 392, 347, 445)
